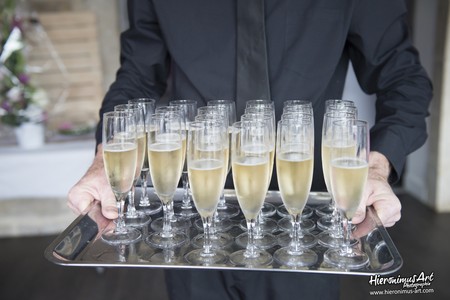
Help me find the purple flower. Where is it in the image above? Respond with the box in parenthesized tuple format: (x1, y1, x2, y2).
(1, 101, 12, 112)
(18, 73, 30, 84)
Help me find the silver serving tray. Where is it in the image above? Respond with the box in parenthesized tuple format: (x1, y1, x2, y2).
(45, 189, 402, 276)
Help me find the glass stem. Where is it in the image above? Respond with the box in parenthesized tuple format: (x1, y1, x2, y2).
(290, 214, 302, 252)
(115, 196, 126, 233)
(211, 213, 218, 237)
(202, 216, 213, 255)
(139, 170, 150, 206)
(161, 200, 174, 238)
(217, 189, 226, 209)
(213, 210, 220, 223)
(245, 219, 257, 257)
(181, 171, 191, 208)
(255, 213, 264, 238)
(127, 184, 137, 216)
(343, 216, 353, 255)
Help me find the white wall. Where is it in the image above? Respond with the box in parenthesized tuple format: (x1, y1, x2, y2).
(403, 0, 437, 205)
(0, 140, 95, 200)
(342, 62, 376, 129)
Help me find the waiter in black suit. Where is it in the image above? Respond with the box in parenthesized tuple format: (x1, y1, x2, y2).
(68, 0, 432, 299)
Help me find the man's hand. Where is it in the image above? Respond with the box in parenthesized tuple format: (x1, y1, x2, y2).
(352, 151, 402, 227)
(67, 144, 118, 219)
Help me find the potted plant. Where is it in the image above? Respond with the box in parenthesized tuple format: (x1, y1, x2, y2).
(0, 0, 48, 149)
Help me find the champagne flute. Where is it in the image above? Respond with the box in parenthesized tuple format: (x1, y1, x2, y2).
(273, 117, 318, 267)
(206, 100, 241, 219)
(150, 107, 191, 231)
(101, 111, 141, 244)
(184, 120, 229, 264)
(192, 112, 234, 244)
(276, 109, 315, 221)
(194, 106, 237, 233)
(276, 112, 317, 244)
(317, 109, 358, 248)
(315, 99, 357, 217)
(114, 104, 152, 227)
(128, 98, 162, 215)
(169, 99, 199, 218)
(229, 120, 273, 267)
(324, 119, 370, 269)
(244, 101, 277, 218)
(235, 112, 277, 250)
(145, 112, 189, 249)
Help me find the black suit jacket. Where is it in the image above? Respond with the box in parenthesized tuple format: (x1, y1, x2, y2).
(97, 0, 432, 191)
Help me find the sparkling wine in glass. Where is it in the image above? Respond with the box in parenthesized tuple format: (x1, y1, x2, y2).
(191, 111, 234, 246)
(128, 98, 162, 215)
(316, 100, 357, 217)
(114, 104, 151, 227)
(273, 116, 318, 267)
(229, 120, 273, 267)
(317, 108, 358, 248)
(206, 100, 241, 219)
(145, 112, 189, 249)
(194, 106, 237, 234)
(101, 111, 141, 244)
(169, 99, 199, 218)
(184, 120, 229, 265)
(235, 112, 277, 249)
(323, 119, 369, 269)
(244, 102, 277, 218)
(150, 107, 191, 231)
(276, 108, 315, 224)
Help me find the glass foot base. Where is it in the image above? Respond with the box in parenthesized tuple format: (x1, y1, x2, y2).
(101, 227, 141, 245)
(185, 248, 229, 265)
(235, 232, 277, 250)
(315, 203, 334, 217)
(124, 211, 152, 227)
(194, 217, 235, 233)
(277, 231, 317, 248)
(173, 202, 199, 219)
(137, 201, 162, 215)
(239, 218, 278, 233)
(150, 217, 191, 232)
(229, 249, 273, 267)
(260, 202, 277, 217)
(323, 247, 369, 270)
(317, 215, 336, 231)
(317, 231, 357, 248)
(145, 231, 188, 249)
(215, 203, 240, 219)
(191, 232, 234, 249)
(274, 247, 318, 267)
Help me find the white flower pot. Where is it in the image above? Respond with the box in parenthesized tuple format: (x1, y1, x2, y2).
(14, 122, 45, 149)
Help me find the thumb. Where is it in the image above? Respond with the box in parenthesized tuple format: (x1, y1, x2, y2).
(67, 188, 95, 215)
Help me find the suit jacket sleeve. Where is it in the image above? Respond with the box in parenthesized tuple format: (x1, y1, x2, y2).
(347, 0, 433, 182)
(95, 0, 170, 145)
